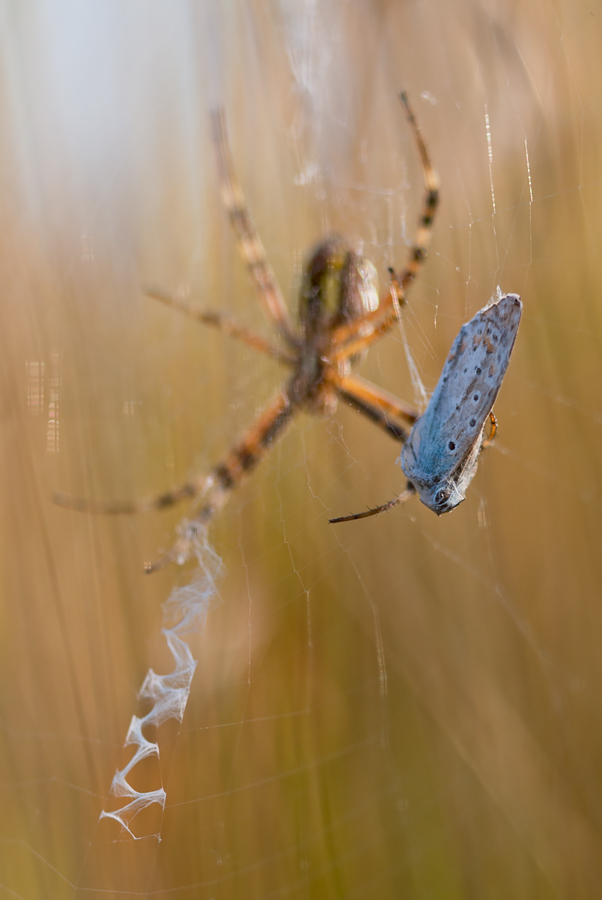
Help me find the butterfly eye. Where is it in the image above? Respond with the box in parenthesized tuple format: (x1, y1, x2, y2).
(434, 487, 451, 508)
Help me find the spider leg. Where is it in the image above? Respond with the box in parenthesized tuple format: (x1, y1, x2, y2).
(55, 388, 295, 547)
(328, 372, 418, 443)
(335, 388, 408, 442)
(395, 92, 440, 294)
(335, 373, 419, 424)
(331, 275, 403, 351)
(330, 92, 439, 356)
(211, 110, 299, 350)
(145, 388, 296, 572)
(480, 410, 498, 449)
(329, 485, 416, 524)
(54, 476, 209, 515)
(145, 285, 296, 366)
(330, 284, 402, 364)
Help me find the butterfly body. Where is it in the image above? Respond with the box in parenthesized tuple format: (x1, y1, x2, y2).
(400, 292, 522, 514)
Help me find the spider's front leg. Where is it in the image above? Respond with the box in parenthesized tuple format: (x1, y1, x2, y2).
(211, 110, 299, 350)
(331, 92, 440, 363)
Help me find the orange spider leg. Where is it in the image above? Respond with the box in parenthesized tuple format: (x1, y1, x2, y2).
(330, 92, 439, 354)
(396, 92, 440, 294)
(145, 284, 296, 365)
(331, 273, 404, 350)
(325, 371, 417, 441)
(211, 110, 299, 349)
(145, 388, 296, 572)
(55, 389, 295, 527)
(330, 288, 401, 365)
(331, 372, 419, 426)
(481, 410, 498, 448)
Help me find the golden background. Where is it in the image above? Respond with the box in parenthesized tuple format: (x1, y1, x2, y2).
(2, 1, 601, 897)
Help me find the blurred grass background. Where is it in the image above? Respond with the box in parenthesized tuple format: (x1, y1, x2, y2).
(2, 1, 602, 897)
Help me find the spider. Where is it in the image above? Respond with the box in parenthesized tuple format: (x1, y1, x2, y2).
(55, 92, 439, 572)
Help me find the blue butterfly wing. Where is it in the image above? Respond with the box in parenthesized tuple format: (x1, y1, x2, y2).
(402, 293, 522, 483)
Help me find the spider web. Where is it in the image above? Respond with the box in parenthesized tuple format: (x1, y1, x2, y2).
(2, 1, 602, 898)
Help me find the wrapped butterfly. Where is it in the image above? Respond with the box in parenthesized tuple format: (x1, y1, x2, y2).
(330, 291, 522, 522)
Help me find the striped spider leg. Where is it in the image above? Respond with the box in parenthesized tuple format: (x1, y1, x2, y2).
(54, 93, 438, 572)
(328, 92, 439, 363)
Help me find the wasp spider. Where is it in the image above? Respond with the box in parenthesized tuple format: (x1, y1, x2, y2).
(55, 93, 439, 572)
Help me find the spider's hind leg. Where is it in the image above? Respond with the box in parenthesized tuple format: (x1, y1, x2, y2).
(145, 388, 296, 572)
(54, 387, 297, 573)
(53, 475, 209, 516)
